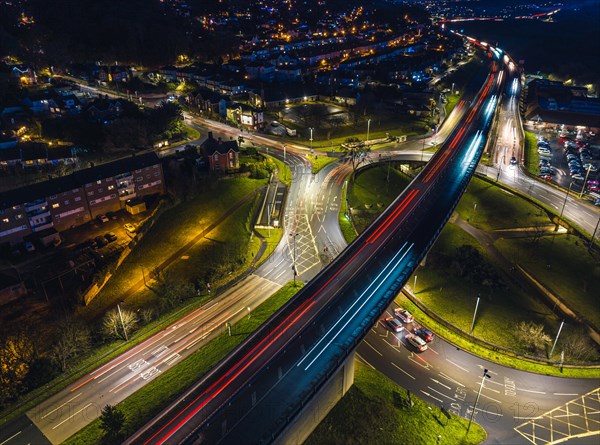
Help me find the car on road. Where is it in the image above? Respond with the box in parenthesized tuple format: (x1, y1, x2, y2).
(104, 232, 117, 243)
(413, 327, 434, 342)
(124, 223, 136, 233)
(386, 317, 405, 333)
(510, 156, 517, 165)
(539, 174, 553, 180)
(394, 308, 414, 323)
(405, 333, 428, 352)
(97, 214, 109, 223)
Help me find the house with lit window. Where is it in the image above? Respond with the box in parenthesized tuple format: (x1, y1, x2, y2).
(200, 132, 239, 172)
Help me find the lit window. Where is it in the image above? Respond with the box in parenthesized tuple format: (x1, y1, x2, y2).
(108, 185, 115, 190)
(52, 203, 60, 209)
(96, 180, 102, 184)
(2, 218, 8, 223)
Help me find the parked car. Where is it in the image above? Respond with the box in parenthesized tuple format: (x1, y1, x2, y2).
(413, 327, 435, 342)
(405, 333, 428, 352)
(97, 214, 109, 223)
(394, 308, 414, 323)
(124, 223, 136, 233)
(24, 241, 35, 252)
(386, 317, 405, 333)
(104, 232, 118, 243)
(572, 174, 585, 181)
(539, 174, 553, 180)
(94, 235, 108, 248)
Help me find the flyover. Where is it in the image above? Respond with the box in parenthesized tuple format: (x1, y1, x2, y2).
(128, 55, 508, 444)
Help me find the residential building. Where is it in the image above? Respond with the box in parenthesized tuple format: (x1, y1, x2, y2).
(201, 132, 240, 172)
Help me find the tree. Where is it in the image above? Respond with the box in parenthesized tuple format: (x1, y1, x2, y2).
(0, 332, 35, 406)
(514, 321, 552, 355)
(340, 139, 371, 176)
(49, 319, 91, 372)
(102, 308, 139, 340)
(99, 404, 125, 443)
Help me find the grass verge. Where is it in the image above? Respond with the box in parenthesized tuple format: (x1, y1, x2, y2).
(64, 281, 303, 445)
(265, 154, 292, 187)
(398, 295, 600, 379)
(306, 361, 487, 445)
(455, 177, 551, 231)
(495, 236, 600, 329)
(339, 179, 357, 244)
(523, 130, 540, 175)
(308, 154, 338, 174)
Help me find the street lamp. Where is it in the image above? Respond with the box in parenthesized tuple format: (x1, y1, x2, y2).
(309, 128, 314, 153)
(290, 233, 299, 285)
(117, 302, 128, 341)
(366, 118, 371, 142)
(467, 368, 491, 434)
(555, 181, 574, 239)
(579, 164, 593, 199)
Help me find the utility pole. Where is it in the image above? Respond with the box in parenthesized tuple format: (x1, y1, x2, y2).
(367, 118, 371, 142)
(579, 164, 592, 199)
(549, 320, 565, 358)
(470, 294, 480, 335)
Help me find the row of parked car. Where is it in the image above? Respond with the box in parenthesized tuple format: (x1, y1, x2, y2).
(384, 307, 434, 352)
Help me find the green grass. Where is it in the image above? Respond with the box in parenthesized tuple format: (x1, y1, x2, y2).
(445, 93, 461, 116)
(495, 236, 600, 329)
(306, 361, 487, 445)
(184, 125, 201, 140)
(524, 131, 540, 175)
(308, 154, 338, 174)
(339, 182, 357, 244)
(265, 154, 292, 187)
(80, 177, 266, 319)
(455, 177, 552, 231)
(348, 165, 412, 233)
(412, 223, 560, 351)
(399, 296, 600, 379)
(64, 282, 303, 445)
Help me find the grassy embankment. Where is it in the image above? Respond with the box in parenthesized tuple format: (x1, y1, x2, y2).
(523, 130, 540, 176)
(306, 361, 487, 445)
(64, 282, 303, 445)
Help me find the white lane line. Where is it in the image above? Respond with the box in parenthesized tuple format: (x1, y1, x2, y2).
(427, 386, 456, 401)
(421, 390, 443, 404)
(391, 362, 415, 380)
(554, 393, 579, 396)
(470, 406, 504, 417)
(514, 416, 543, 420)
(41, 393, 82, 419)
(481, 384, 501, 394)
(447, 359, 469, 373)
(356, 353, 376, 370)
(363, 340, 383, 356)
(98, 366, 123, 384)
(518, 388, 546, 394)
(430, 378, 451, 390)
(554, 413, 580, 418)
(0, 431, 21, 445)
(472, 389, 502, 404)
(52, 403, 93, 429)
(439, 372, 465, 387)
(428, 347, 439, 355)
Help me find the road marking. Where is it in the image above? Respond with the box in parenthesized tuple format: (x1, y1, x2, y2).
(518, 388, 546, 394)
(513, 416, 543, 420)
(554, 393, 579, 396)
(151, 345, 168, 357)
(356, 353, 375, 370)
(363, 340, 383, 356)
(427, 386, 456, 401)
(481, 384, 501, 394)
(427, 346, 439, 355)
(470, 406, 504, 417)
(421, 390, 443, 404)
(439, 372, 465, 387)
(391, 362, 415, 380)
(430, 378, 451, 390)
(164, 354, 181, 366)
(553, 413, 580, 418)
(0, 431, 21, 445)
(472, 389, 501, 404)
(446, 359, 469, 373)
(41, 393, 83, 419)
(52, 403, 93, 429)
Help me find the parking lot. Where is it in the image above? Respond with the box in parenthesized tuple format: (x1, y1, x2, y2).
(533, 127, 599, 193)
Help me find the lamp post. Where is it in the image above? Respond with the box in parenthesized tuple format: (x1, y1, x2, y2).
(309, 128, 314, 153)
(290, 233, 299, 285)
(467, 368, 491, 434)
(579, 164, 592, 199)
(117, 302, 128, 341)
(549, 320, 565, 358)
(589, 215, 600, 250)
(554, 181, 574, 240)
(366, 118, 371, 142)
(470, 294, 481, 335)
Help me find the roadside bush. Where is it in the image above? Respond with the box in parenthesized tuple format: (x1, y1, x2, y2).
(514, 321, 551, 356)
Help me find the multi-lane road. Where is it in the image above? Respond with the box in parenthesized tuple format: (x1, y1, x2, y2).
(1, 48, 598, 445)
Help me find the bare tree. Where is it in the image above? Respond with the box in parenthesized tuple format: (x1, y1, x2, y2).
(341, 139, 371, 176)
(514, 321, 551, 355)
(49, 320, 91, 372)
(103, 308, 139, 340)
(153, 272, 196, 311)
